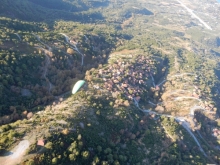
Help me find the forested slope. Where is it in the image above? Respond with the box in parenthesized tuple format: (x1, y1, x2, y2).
(0, 0, 105, 23)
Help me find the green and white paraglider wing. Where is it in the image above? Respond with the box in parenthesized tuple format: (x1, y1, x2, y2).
(72, 80, 86, 94)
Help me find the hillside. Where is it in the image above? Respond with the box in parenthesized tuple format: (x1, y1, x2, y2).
(1, 0, 220, 164)
(0, 0, 105, 23)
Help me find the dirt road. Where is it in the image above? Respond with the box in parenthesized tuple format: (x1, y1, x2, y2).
(0, 140, 30, 165)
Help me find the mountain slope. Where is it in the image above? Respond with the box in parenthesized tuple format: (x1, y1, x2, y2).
(0, 0, 105, 23)
(1, 0, 220, 164)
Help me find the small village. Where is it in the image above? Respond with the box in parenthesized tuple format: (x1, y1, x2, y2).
(88, 55, 158, 104)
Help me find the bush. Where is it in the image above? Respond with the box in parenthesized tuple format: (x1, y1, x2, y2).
(1, 124, 12, 132)
(45, 142, 53, 149)
(52, 157, 58, 164)
(81, 151, 90, 159)
(25, 159, 35, 165)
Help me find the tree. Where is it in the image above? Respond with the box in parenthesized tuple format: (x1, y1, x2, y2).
(69, 154, 76, 162)
(8, 130, 16, 139)
(27, 112, 33, 119)
(104, 148, 111, 154)
(62, 129, 69, 135)
(107, 154, 113, 163)
(67, 48, 74, 55)
(73, 149, 80, 156)
(124, 100, 130, 107)
(101, 161, 109, 165)
(77, 134, 82, 140)
(86, 75, 93, 82)
(119, 155, 124, 161)
(52, 157, 58, 164)
(97, 146, 102, 152)
(78, 141, 83, 149)
(25, 159, 35, 165)
(70, 141, 77, 150)
(113, 161, 120, 165)
(45, 142, 53, 149)
(92, 156, 100, 164)
(81, 151, 90, 159)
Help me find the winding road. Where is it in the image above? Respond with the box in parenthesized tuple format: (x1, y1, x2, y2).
(169, 72, 196, 79)
(150, 74, 156, 87)
(84, 35, 89, 42)
(175, 117, 207, 156)
(148, 72, 211, 117)
(14, 33, 211, 160)
(14, 33, 21, 41)
(134, 98, 207, 157)
(60, 33, 84, 66)
(133, 70, 210, 157)
(32, 34, 53, 93)
(174, 96, 202, 102)
(32, 33, 52, 51)
(190, 105, 207, 116)
(39, 47, 53, 93)
(156, 79, 166, 87)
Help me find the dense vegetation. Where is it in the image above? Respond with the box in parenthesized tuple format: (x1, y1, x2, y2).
(1, 0, 220, 164)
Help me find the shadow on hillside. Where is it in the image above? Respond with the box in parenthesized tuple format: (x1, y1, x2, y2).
(0, 150, 13, 156)
(0, 32, 116, 125)
(0, 0, 108, 26)
(120, 7, 154, 19)
(31, 90, 176, 164)
(0, 19, 41, 32)
(194, 111, 220, 163)
(209, 71, 220, 119)
(28, 0, 110, 12)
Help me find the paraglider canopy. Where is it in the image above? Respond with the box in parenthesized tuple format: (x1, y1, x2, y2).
(72, 80, 86, 94)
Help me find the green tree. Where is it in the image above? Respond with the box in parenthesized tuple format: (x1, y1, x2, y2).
(101, 161, 109, 165)
(69, 154, 76, 162)
(113, 161, 120, 165)
(78, 141, 83, 149)
(67, 48, 74, 55)
(97, 146, 102, 152)
(104, 148, 112, 154)
(26, 159, 35, 165)
(45, 142, 53, 149)
(81, 151, 90, 159)
(52, 157, 58, 164)
(77, 134, 82, 140)
(107, 154, 113, 163)
(92, 156, 100, 164)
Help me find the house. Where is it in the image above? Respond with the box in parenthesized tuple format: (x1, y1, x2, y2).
(140, 120, 145, 125)
(37, 139, 46, 146)
(122, 83, 128, 88)
(213, 132, 218, 137)
(155, 85, 160, 91)
(70, 40, 78, 45)
(128, 95, 133, 100)
(113, 79, 119, 84)
(194, 86, 199, 90)
(99, 69, 103, 75)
